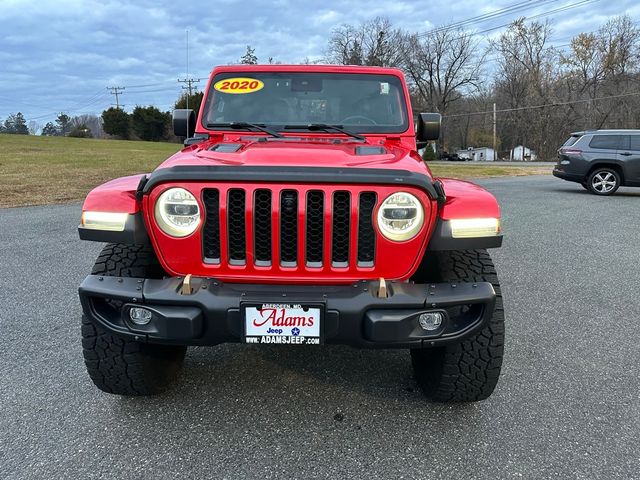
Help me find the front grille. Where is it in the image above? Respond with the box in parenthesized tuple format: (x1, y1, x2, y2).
(202, 187, 378, 268)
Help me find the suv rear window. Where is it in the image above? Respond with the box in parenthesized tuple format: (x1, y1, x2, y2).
(563, 135, 581, 147)
(589, 135, 623, 150)
(630, 135, 640, 152)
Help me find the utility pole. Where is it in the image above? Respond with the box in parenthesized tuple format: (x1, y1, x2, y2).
(106, 86, 125, 109)
(177, 77, 200, 96)
(493, 102, 497, 160)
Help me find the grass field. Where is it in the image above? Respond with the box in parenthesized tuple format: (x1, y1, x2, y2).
(0, 134, 552, 208)
(0, 134, 181, 208)
(429, 161, 553, 179)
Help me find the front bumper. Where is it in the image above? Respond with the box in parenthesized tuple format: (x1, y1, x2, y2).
(79, 276, 496, 349)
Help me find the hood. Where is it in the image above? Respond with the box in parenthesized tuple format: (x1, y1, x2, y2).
(157, 136, 429, 176)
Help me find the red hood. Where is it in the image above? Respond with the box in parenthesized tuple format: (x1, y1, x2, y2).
(157, 136, 431, 177)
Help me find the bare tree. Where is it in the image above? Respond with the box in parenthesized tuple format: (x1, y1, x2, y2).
(492, 20, 569, 159)
(596, 15, 640, 127)
(562, 15, 640, 129)
(70, 114, 104, 138)
(326, 17, 405, 67)
(600, 15, 640, 77)
(28, 120, 40, 135)
(403, 27, 484, 147)
(322, 14, 640, 158)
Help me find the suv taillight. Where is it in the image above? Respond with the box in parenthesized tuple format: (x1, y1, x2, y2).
(561, 148, 582, 156)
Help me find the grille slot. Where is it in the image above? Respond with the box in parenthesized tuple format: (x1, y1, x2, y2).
(279, 190, 298, 266)
(306, 191, 324, 266)
(202, 189, 220, 262)
(254, 189, 272, 265)
(227, 189, 246, 264)
(332, 191, 351, 266)
(357, 192, 377, 266)
(201, 187, 378, 271)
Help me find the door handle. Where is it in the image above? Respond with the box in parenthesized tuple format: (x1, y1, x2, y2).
(620, 152, 632, 156)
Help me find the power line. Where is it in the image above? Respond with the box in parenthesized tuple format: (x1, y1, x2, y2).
(106, 86, 125, 109)
(416, 0, 603, 43)
(125, 87, 181, 94)
(443, 91, 640, 118)
(25, 92, 111, 121)
(122, 82, 170, 89)
(118, 77, 209, 89)
(471, 0, 603, 37)
(417, 0, 561, 38)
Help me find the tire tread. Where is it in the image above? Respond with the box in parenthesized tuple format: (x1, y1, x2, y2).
(411, 249, 504, 402)
(82, 243, 185, 396)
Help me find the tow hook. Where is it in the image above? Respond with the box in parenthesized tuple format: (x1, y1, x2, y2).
(377, 277, 388, 298)
(181, 274, 193, 295)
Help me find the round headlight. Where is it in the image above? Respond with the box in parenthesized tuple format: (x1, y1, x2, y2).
(154, 187, 200, 237)
(377, 192, 424, 241)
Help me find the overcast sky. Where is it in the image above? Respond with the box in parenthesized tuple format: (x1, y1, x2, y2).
(1, 0, 638, 126)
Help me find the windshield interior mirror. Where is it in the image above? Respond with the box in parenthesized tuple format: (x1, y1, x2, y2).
(291, 77, 323, 92)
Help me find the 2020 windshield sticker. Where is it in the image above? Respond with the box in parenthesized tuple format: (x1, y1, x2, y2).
(214, 77, 264, 94)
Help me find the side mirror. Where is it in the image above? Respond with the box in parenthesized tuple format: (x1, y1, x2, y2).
(416, 113, 441, 147)
(173, 109, 196, 138)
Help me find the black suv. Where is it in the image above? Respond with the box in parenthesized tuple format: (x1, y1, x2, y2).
(553, 130, 640, 195)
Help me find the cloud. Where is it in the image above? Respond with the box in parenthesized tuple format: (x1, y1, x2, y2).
(0, 0, 637, 122)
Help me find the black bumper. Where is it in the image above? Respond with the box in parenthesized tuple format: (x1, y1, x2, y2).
(79, 276, 496, 349)
(553, 168, 583, 183)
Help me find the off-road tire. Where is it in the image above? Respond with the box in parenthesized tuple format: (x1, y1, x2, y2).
(410, 249, 505, 402)
(81, 244, 187, 396)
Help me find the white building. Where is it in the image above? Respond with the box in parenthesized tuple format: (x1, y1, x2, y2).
(510, 145, 537, 161)
(456, 147, 496, 162)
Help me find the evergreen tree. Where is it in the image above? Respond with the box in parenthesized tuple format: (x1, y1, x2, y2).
(240, 45, 258, 64)
(421, 143, 437, 162)
(174, 91, 204, 119)
(102, 107, 131, 139)
(56, 113, 71, 136)
(41, 122, 58, 136)
(3, 112, 29, 134)
(131, 106, 170, 141)
(69, 124, 93, 138)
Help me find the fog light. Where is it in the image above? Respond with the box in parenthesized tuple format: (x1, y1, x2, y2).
(418, 312, 444, 331)
(129, 307, 153, 325)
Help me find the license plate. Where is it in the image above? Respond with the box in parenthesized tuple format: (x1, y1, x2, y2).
(244, 303, 321, 345)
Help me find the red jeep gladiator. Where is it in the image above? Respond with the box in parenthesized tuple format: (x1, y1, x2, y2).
(78, 65, 504, 402)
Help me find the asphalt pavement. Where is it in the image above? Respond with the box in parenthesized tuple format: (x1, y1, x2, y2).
(1, 176, 639, 479)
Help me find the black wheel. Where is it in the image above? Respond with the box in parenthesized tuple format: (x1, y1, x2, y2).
(587, 168, 620, 195)
(81, 244, 187, 396)
(410, 250, 505, 402)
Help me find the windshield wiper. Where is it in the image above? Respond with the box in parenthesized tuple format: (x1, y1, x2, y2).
(283, 124, 365, 141)
(206, 122, 284, 138)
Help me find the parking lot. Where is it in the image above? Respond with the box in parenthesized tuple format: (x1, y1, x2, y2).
(1, 175, 639, 479)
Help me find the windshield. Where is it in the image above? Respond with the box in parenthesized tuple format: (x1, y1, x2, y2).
(202, 72, 409, 134)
